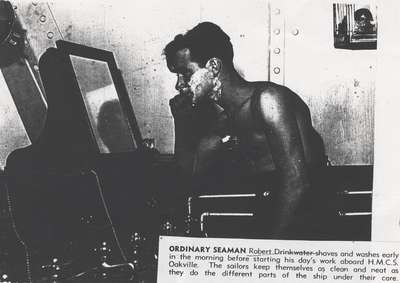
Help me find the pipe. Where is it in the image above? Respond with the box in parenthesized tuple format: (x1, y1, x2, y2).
(200, 212, 254, 237)
(340, 190, 372, 195)
(197, 191, 270, 199)
(338, 211, 372, 217)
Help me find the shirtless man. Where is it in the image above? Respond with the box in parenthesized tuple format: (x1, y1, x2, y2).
(164, 22, 328, 239)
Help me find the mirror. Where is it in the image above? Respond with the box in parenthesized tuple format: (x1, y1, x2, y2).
(70, 55, 136, 153)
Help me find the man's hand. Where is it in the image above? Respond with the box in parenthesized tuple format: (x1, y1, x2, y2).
(169, 94, 194, 120)
(170, 92, 225, 177)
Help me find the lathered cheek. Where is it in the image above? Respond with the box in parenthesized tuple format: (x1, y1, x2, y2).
(189, 68, 213, 104)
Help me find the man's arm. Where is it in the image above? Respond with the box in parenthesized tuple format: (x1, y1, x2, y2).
(258, 89, 311, 238)
(170, 94, 225, 177)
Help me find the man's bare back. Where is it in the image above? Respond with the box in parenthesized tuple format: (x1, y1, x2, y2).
(228, 82, 325, 172)
(193, 81, 326, 176)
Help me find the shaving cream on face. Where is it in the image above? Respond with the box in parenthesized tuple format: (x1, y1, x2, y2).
(188, 68, 214, 105)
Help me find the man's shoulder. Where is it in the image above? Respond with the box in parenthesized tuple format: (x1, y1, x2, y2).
(252, 81, 292, 100)
(250, 82, 293, 122)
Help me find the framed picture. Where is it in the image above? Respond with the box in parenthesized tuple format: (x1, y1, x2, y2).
(333, 3, 377, 49)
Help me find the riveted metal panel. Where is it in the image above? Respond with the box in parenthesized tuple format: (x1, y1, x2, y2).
(276, 0, 375, 165)
(268, 0, 285, 84)
(12, 1, 62, 58)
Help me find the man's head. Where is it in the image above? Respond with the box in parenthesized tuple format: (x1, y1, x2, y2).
(164, 22, 234, 105)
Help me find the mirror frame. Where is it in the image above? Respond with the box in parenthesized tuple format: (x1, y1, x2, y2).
(55, 40, 143, 154)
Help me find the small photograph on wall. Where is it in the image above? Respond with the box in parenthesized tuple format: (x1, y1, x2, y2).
(333, 3, 377, 49)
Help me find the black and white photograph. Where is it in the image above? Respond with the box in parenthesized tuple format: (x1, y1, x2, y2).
(333, 3, 377, 49)
(0, 0, 383, 281)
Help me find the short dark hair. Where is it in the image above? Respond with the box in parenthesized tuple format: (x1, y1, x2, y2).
(164, 22, 234, 69)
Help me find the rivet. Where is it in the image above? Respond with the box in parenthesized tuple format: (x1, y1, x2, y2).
(292, 28, 299, 36)
(39, 15, 47, 23)
(274, 29, 280, 35)
(273, 48, 281, 54)
(274, 8, 280, 15)
(273, 67, 281, 74)
(33, 65, 39, 71)
(47, 31, 54, 39)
